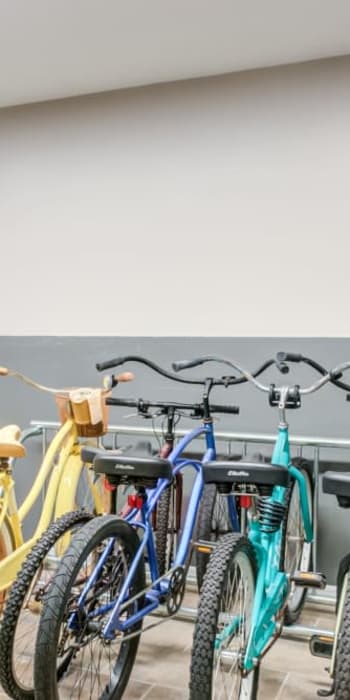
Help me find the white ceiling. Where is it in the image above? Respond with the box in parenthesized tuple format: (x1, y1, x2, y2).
(1, 0, 350, 109)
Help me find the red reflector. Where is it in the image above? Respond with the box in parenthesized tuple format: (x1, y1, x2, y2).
(104, 477, 116, 492)
(127, 494, 144, 510)
(240, 495, 252, 509)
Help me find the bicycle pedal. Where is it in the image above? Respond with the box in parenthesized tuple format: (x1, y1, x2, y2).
(192, 539, 217, 553)
(310, 634, 333, 659)
(290, 571, 327, 589)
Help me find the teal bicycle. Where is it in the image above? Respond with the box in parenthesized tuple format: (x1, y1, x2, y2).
(181, 352, 343, 700)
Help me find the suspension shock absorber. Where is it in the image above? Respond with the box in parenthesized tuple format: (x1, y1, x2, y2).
(257, 495, 286, 534)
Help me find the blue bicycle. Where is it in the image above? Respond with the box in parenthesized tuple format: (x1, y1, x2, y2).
(32, 353, 254, 700)
(186, 352, 350, 699)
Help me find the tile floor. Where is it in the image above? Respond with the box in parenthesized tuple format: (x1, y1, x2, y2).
(0, 593, 335, 699)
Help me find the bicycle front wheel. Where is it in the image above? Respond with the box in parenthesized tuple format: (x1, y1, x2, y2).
(190, 533, 258, 700)
(35, 515, 146, 700)
(0, 510, 92, 700)
(280, 459, 313, 625)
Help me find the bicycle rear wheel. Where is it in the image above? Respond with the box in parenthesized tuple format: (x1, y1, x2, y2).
(35, 515, 145, 700)
(280, 459, 313, 625)
(0, 510, 92, 700)
(195, 484, 235, 591)
(156, 474, 182, 575)
(190, 533, 259, 700)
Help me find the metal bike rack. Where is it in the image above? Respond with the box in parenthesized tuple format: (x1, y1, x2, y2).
(30, 419, 347, 642)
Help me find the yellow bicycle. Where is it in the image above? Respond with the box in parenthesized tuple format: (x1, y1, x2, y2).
(0, 366, 133, 593)
(0, 365, 133, 700)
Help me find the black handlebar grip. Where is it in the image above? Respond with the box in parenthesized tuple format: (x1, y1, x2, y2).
(96, 357, 126, 372)
(330, 369, 344, 381)
(210, 404, 240, 415)
(172, 358, 206, 372)
(106, 397, 138, 407)
(276, 352, 303, 363)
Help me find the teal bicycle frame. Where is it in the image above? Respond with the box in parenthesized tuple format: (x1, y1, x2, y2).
(227, 423, 313, 673)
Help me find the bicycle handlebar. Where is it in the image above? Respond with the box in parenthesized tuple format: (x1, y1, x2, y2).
(275, 352, 350, 392)
(0, 367, 134, 395)
(106, 397, 240, 415)
(97, 354, 285, 387)
(171, 354, 350, 398)
(97, 355, 206, 385)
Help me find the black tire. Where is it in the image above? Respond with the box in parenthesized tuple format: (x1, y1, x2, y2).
(334, 573, 350, 700)
(190, 533, 259, 700)
(0, 517, 16, 615)
(0, 509, 92, 700)
(155, 475, 182, 576)
(195, 484, 234, 591)
(155, 485, 171, 576)
(280, 459, 313, 625)
(34, 514, 146, 700)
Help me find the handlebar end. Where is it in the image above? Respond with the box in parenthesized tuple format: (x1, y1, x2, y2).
(276, 351, 303, 363)
(172, 358, 206, 372)
(116, 371, 134, 383)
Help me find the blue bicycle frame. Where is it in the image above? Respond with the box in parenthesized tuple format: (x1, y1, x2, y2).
(71, 418, 240, 639)
(216, 422, 313, 672)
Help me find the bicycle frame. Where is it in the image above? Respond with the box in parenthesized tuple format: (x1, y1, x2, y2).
(230, 423, 313, 673)
(70, 419, 239, 639)
(0, 419, 104, 591)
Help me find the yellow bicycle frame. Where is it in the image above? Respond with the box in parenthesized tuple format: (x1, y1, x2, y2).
(0, 418, 104, 591)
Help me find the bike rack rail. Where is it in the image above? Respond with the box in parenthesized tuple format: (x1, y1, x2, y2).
(29, 419, 345, 642)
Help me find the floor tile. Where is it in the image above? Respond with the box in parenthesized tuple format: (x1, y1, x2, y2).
(0, 600, 337, 699)
(278, 672, 331, 699)
(259, 667, 287, 699)
(143, 685, 188, 699)
(123, 680, 154, 699)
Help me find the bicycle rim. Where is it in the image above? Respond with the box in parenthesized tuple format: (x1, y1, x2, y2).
(10, 517, 90, 694)
(213, 550, 256, 699)
(53, 533, 141, 697)
(283, 471, 312, 615)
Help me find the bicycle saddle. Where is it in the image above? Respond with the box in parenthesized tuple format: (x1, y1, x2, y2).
(81, 440, 154, 465)
(203, 460, 289, 488)
(323, 471, 350, 508)
(82, 441, 172, 485)
(0, 425, 26, 459)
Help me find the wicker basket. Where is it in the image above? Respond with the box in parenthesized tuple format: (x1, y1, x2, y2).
(55, 388, 109, 437)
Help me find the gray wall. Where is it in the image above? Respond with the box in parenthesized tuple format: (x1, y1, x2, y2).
(3, 336, 350, 582)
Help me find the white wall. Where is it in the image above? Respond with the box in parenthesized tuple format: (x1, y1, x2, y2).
(1, 56, 349, 336)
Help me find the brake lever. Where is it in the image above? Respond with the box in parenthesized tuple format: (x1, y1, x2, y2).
(142, 408, 164, 420)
